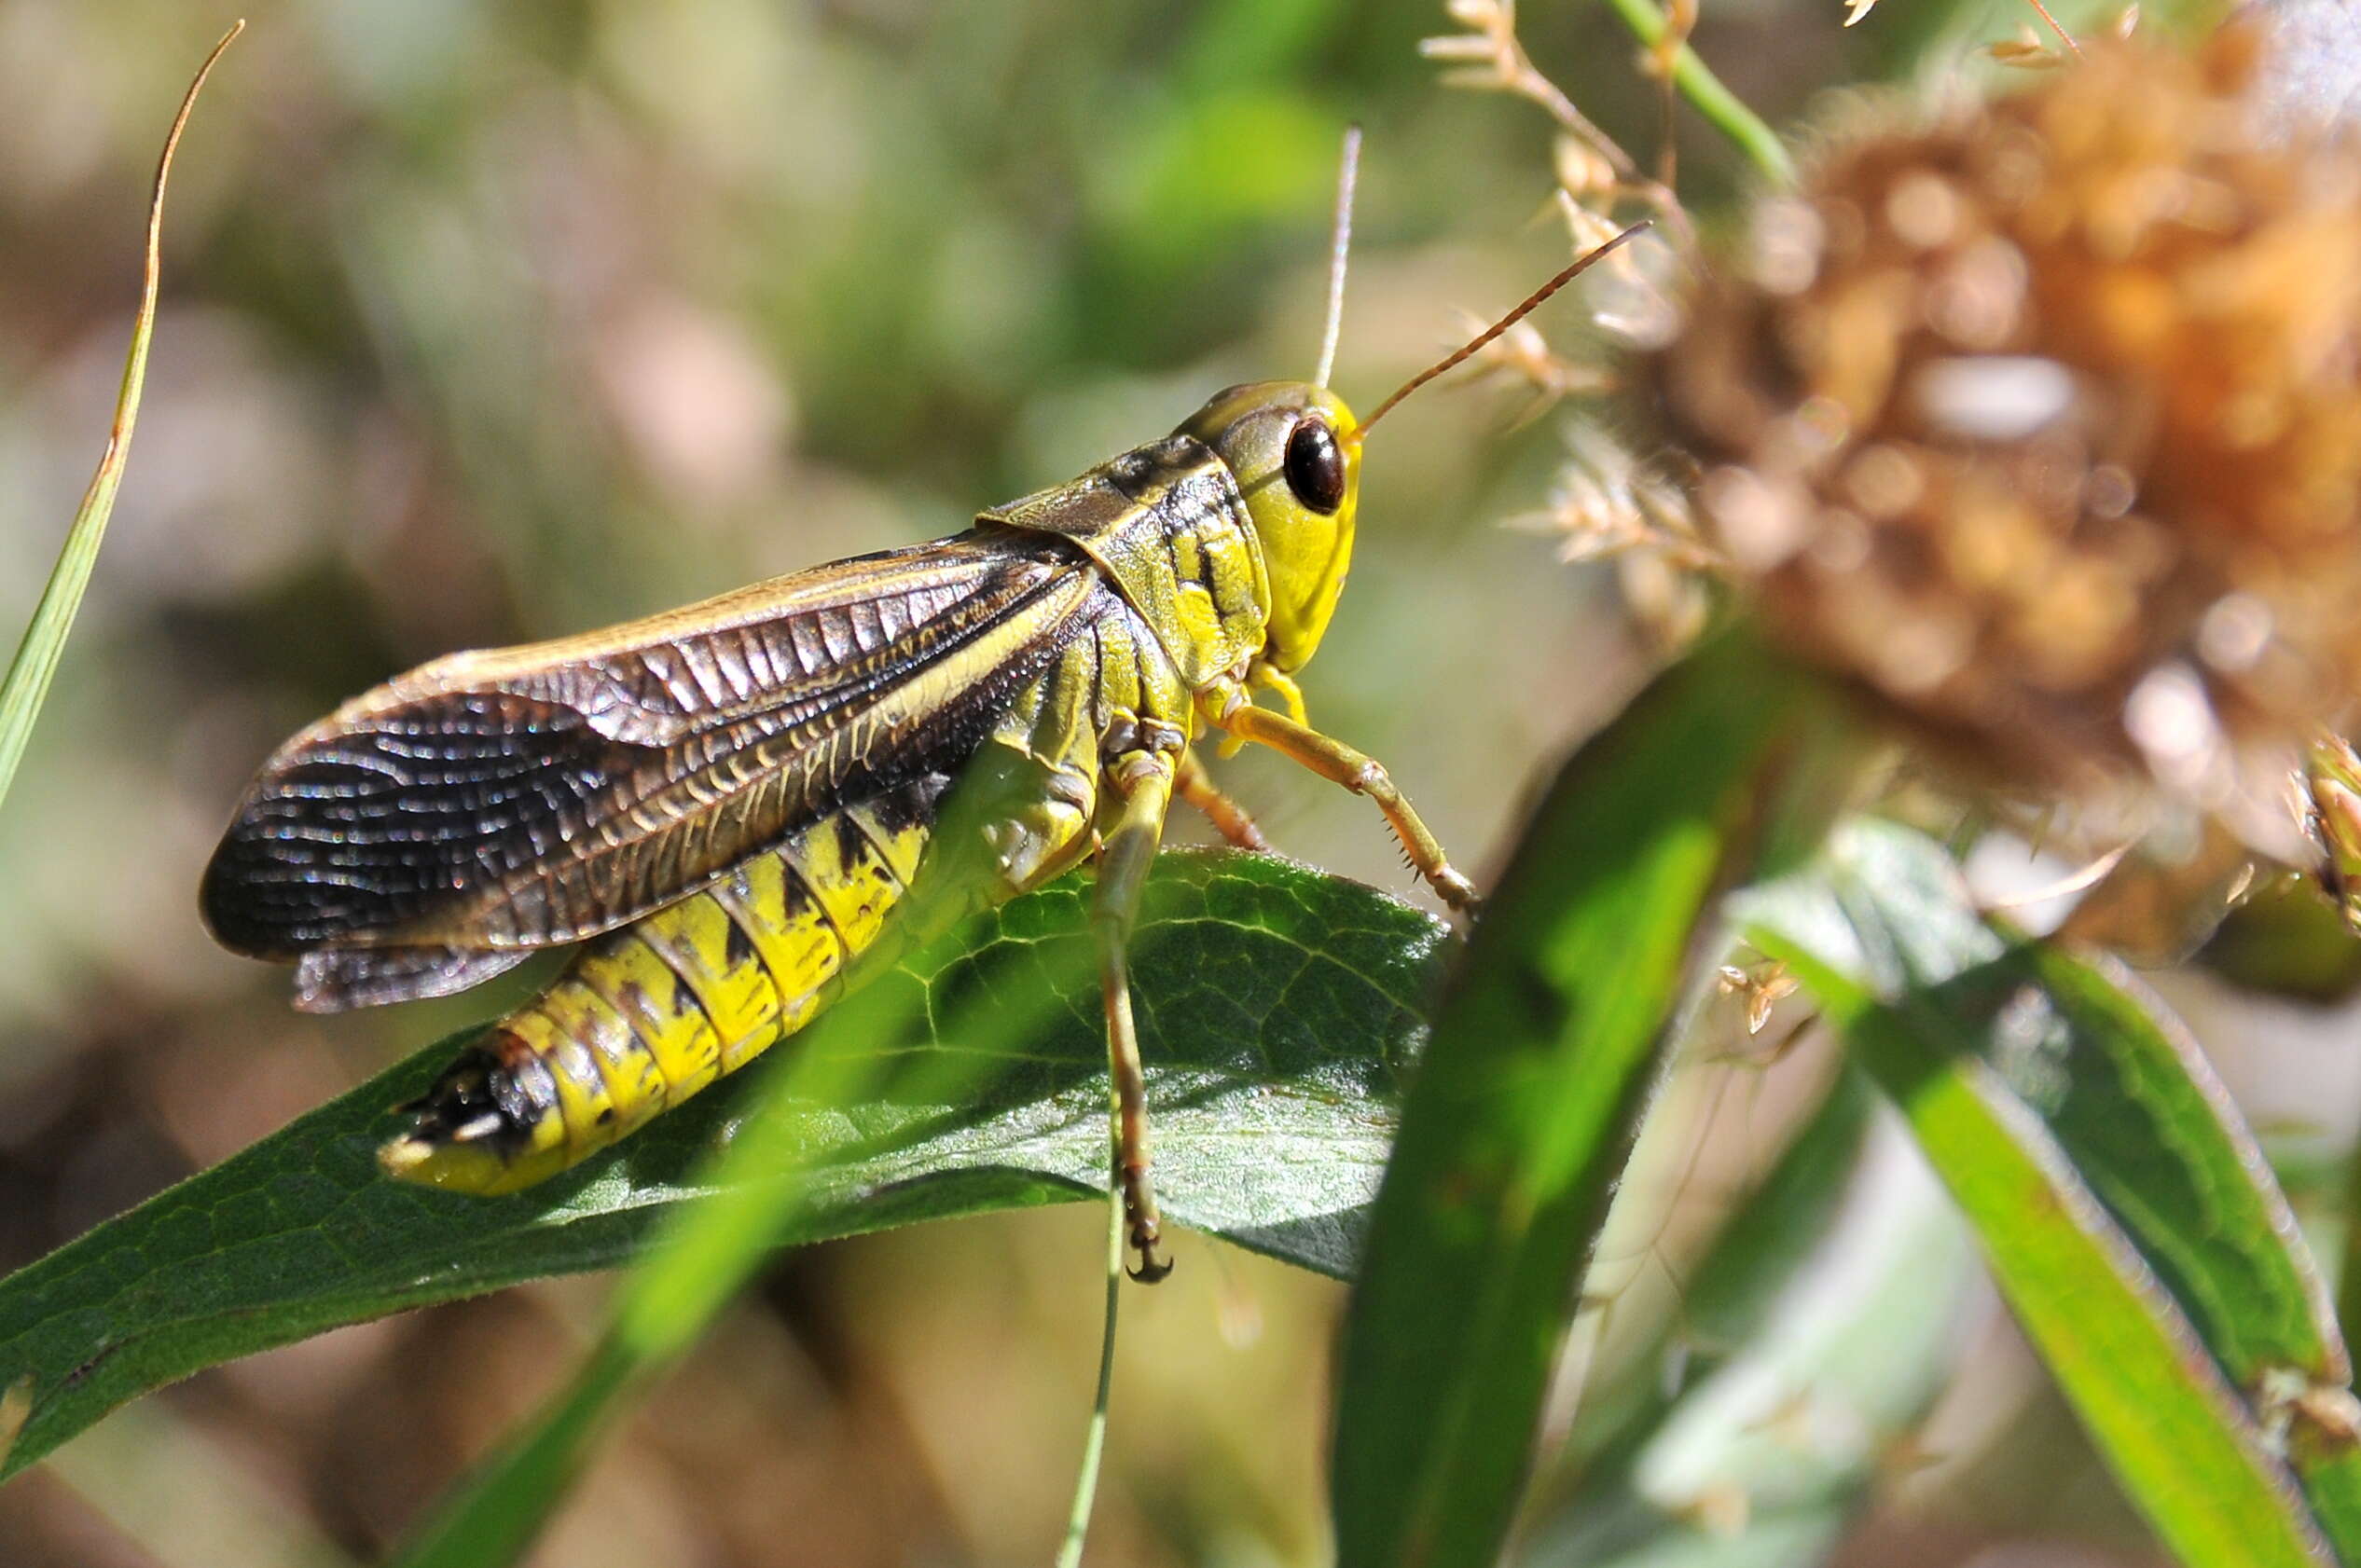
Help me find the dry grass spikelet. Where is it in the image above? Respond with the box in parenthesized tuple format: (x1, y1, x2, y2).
(1653, 28, 2361, 859)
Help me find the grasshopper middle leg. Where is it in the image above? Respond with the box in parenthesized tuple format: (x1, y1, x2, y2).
(1095, 748, 1179, 1282)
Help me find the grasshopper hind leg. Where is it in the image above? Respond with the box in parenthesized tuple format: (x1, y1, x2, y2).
(1093, 749, 1180, 1282)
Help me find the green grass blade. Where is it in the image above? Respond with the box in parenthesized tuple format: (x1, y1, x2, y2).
(0, 21, 242, 811)
(1329, 628, 1832, 1568)
(0, 853, 1447, 1484)
(1741, 818, 2340, 1568)
(382, 1335, 643, 1568)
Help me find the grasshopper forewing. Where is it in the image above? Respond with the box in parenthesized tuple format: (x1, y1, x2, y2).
(201, 134, 1646, 1279)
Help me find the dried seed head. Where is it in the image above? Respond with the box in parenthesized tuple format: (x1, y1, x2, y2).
(1653, 29, 2361, 860)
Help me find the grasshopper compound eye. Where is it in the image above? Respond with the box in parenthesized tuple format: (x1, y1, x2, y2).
(1284, 419, 1346, 516)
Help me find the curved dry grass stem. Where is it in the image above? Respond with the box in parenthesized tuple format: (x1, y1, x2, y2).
(1423, 0, 1697, 243)
(0, 19, 243, 811)
(1423, 0, 1641, 179)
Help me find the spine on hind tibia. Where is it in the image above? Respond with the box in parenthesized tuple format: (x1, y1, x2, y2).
(380, 794, 935, 1194)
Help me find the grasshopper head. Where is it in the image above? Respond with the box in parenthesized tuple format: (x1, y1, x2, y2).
(1177, 379, 1360, 675)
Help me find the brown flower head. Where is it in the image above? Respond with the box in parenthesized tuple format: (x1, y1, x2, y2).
(1654, 29, 2361, 859)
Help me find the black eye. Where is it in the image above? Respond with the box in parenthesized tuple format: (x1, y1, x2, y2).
(1284, 419, 1346, 516)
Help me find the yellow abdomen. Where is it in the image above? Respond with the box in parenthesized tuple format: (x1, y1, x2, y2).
(380, 794, 934, 1194)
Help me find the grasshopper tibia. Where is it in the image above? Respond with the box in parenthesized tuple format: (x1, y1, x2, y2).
(1095, 749, 1179, 1282)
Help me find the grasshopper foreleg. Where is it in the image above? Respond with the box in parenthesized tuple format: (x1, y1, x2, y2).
(1175, 748, 1269, 852)
(1095, 748, 1178, 1282)
(1204, 688, 1480, 915)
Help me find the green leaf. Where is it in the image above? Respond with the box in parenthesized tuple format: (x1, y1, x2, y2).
(0, 851, 1447, 1484)
(1746, 821, 2344, 1388)
(396, 834, 1448, 1568)
(1742, 818, 2340, 1568)
(2299, 1442, 2361, 1568)
(2020, 943, 2346, 1386)
(0, 24, 240, 813)
(1330, 627, 1835, 1568)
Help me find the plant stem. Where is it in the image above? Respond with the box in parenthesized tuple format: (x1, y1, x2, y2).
(1054, 1186, 1125, 1568)
(1598, 0, 1796, 187)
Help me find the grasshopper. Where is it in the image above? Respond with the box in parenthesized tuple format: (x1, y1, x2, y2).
(200, 135, 1641, 1279)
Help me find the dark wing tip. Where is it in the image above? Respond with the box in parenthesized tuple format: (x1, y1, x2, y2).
(198, 834, 293, 959)
(200, 689, 625, 959)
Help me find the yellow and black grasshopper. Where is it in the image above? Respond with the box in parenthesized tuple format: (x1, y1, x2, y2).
(200, 138, 1641, 1280)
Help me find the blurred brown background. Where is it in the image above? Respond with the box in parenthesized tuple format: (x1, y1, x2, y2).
(7, 1, 2316, 1565)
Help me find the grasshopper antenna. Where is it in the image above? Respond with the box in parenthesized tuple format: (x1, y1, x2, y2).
(1355, 220, 1653, 438)
(1314, 125, 1361, 391)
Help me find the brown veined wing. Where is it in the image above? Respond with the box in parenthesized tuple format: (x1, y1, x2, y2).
(201, 530, 1096, 1011)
